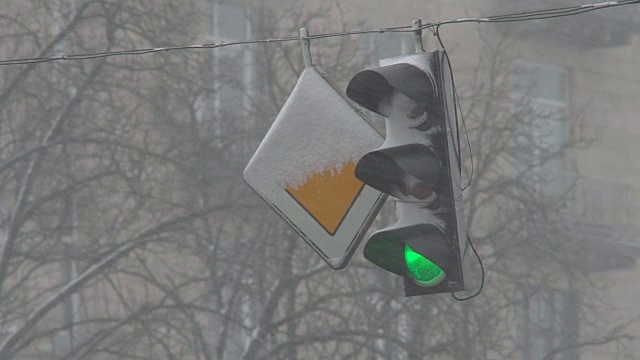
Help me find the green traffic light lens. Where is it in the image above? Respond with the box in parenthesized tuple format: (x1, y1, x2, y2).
(405, 244, 446, 287)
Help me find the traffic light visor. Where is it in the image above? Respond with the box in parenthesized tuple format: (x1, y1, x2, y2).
(363, 224, 456, 283)
(355, 144, 441, 199)
(346, 63, 437, 117)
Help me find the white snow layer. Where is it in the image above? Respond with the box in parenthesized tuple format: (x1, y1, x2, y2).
(380, 53, 431, 74)
(244, 66, 383, 197)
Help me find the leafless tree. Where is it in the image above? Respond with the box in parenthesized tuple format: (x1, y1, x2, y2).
(0, 1, 636, 359)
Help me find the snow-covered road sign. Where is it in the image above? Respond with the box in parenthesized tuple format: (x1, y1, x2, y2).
(243, 65, 386, 269)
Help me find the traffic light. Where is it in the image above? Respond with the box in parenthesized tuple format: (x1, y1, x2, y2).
(346, 51, 471, 296)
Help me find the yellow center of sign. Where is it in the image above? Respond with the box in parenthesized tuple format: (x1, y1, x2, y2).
(286, 162, 365, 235)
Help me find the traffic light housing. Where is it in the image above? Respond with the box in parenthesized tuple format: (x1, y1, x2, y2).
(347, 51, 471, 296)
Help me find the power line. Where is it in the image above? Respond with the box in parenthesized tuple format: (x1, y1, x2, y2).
(0, 26, 412, 66)
(0, 0, 638, 66)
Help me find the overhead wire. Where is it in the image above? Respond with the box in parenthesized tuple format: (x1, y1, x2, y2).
(420, 0, 640, 28)
(0, 27, 411, 66)
(487, 0, 640, 20)
(451, 233, 485, 301)
(0, 0, 638, 66)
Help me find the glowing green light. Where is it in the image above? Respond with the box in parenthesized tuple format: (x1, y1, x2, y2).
(405, 244, 445, 287)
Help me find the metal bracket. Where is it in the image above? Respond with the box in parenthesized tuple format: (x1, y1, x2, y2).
(300, 27, 313, 67)
(412, 19, 426, 53)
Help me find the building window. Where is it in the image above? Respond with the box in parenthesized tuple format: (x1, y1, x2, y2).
(511, 61, 571, 197)
(572, 177, 639, 228)
(199, 1, 254, 147)
(512, 62, 568, 103)
(210, 3, 247, 41)
(517, 288, 579, 360)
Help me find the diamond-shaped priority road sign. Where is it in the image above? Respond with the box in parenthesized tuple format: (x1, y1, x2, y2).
(244, 65, 386, 269)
